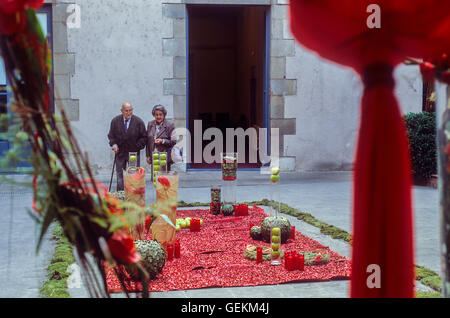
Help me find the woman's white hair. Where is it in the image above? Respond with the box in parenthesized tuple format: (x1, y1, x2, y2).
(152, 104, 167, 116)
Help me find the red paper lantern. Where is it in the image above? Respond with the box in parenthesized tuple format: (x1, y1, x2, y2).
(289, 0, 450, 298)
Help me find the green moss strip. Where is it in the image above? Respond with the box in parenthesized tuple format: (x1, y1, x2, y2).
(40, 223, 75, 298)
(179, 199, 442, 296)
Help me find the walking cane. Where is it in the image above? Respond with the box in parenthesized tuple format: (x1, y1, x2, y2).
(109, 153, 117, 192)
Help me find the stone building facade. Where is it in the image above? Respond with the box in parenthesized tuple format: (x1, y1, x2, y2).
(47, 0, 423, 175)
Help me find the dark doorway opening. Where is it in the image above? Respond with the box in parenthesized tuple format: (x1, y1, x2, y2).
(187, 5, 268, 169)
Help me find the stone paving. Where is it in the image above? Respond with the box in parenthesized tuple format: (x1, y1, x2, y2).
(0, 171, 441, 297)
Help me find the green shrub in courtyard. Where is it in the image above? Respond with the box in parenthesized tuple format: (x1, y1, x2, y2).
(404, 112, 437, 180)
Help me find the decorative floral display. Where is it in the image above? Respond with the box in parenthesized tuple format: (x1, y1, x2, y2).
(107, 232, 142, 264)
(106, 207, 351, 293)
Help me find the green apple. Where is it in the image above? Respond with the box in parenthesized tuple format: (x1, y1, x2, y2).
(153, 159, 160, 165)
(271, 243, 280, 251)
(160, 160, 167, 166)
(130, 155, 137, 163)
(176, 225, 181, 232)
(153, 153, 159, 159)
(200, 219, 203, 226)
(153, 181, 157, 187)
(153, 165, 160, 171)
(160, 153, 167, 160)
(272, 228, 280, 235)
(186, 219, 191, 227)
(180, 220, 187, 228)
(271, 251, 280, 258)
(185, 217, 191, 222)
(271, 167, 280, 175)
(271, 236, 280, 243)
(270, 174, 279, 183)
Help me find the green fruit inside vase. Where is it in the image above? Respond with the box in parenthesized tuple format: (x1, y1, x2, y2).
(160, 153, 167, 160)
(271, 251, 280, 258)
(270, 174, 280, 183)
(271, 235, 280, 243)
(153, 153, 159, 159)
(160, 160, 167, 166)
(153, 165, 160, 171)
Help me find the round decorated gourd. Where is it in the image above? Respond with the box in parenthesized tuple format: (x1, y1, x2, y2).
(260, 216, 291, 243)
(221, 203, 234, 216)
(133, 240, 166, 279)
(250, 226, 262, 241)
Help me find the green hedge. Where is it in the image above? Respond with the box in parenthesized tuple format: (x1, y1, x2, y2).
(404, 112, 437, 180)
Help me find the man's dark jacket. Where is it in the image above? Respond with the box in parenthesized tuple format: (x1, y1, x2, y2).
(108, 115, 147, 154)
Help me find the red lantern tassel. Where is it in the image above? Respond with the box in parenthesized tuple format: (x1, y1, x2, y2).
(351, 64, 414, 298)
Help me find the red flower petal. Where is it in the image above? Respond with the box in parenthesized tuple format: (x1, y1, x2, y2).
(107, 232, 141, 264)
(25, 0, 44, 10)
(0, 10, 26, 35)
(419, 62, 436, 82)
(145, 216, 152, 229)
(157, 176, 171, 187)
(0, 0, 25, 14)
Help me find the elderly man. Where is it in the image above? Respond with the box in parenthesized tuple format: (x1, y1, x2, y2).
(108, 102, 147, 191)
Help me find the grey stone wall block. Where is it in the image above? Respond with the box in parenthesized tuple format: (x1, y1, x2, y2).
(270, 95, 285, 118)
(52, 3, 70, 23)
(52, 22, 68, 54)
(270, 57, 286, 79)
(283, 19, 294, 40)
(173, 19, 186, 38)
(56, 99, 79, 121)
(271, 4, 288, 20)
(163, 38, 186, 57)
(163, 3, 186, 19)
(54, 53, 75, 75)
(173, 119, 187, 129)
(174, 56, 187, 78)
(270, 79, 296, 96)
(271, 39, 295, 57)
(271, 18, 284, 40)
(173, 95, 187, 118)
(164, 79, 186, 96)
(271, 118, 296, 135)
(54, 74, 71, 100)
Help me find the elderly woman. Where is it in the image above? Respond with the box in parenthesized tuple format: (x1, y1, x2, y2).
(146, 105, 176, 170)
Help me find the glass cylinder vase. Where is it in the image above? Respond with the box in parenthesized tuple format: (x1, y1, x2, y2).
(221, 152, 238, 181)
(271, 227, 281, 265)
(151, 171, 179, 251)
(210, 185, 221, 215)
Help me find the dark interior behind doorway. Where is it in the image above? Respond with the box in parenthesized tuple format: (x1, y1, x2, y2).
(188, 5, 267, 169)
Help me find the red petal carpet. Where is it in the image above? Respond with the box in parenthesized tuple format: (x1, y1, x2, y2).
(106, 206, 351, 293)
